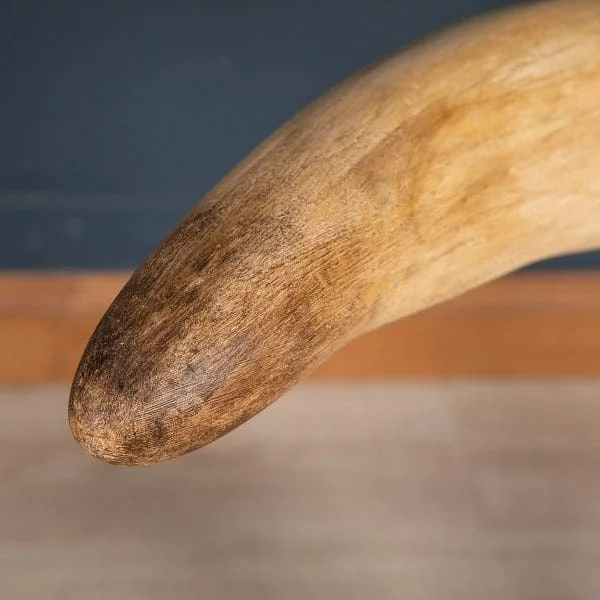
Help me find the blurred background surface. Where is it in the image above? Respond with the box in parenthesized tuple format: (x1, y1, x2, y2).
(5, 382, 600, 600)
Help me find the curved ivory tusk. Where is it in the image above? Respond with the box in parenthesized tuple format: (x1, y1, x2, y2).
(69, 0, 600, 465)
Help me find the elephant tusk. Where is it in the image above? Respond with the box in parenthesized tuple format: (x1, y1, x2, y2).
(69, 0, 600, 465)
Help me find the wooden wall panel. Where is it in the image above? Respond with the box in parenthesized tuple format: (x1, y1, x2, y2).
(0, 272, 599, 383)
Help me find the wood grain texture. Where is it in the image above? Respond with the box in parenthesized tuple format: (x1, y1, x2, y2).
(6, 382, 600, 599)
(68, 0, 600, 464)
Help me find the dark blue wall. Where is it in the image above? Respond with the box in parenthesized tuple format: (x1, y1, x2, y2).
(1, 0, 598, 269)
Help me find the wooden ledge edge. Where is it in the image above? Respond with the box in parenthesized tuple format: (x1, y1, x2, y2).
(1, 271, 599, 383)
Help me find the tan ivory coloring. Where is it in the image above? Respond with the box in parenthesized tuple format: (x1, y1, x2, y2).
(70, 0, 600, 465)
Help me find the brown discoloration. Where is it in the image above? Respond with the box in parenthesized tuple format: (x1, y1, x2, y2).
(70, 0, 600, 465)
